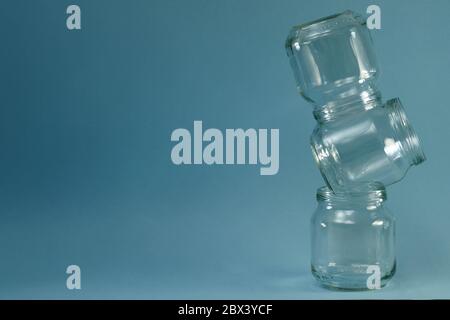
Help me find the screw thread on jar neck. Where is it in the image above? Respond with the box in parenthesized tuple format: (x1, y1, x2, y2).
(317, 182, 387, 208)
(385, 98, 426, 166)
(313, 85, 382, 123)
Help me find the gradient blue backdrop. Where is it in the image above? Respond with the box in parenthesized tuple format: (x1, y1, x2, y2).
(0, 0, 449, 299)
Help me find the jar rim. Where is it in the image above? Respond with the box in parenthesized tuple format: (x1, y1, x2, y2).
(286, 10, 365, 46)
(385, 98, 426, 166)
(317, 182, 387, 203)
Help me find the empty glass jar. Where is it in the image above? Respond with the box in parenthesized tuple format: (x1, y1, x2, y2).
(310, 98, 426, 191)
(285, 11, 426, 191)
(311, 183, 395, 290)
(285, 10, 379, 109)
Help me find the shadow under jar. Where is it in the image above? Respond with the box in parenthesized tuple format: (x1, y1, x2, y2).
(311, 183, 395, 290)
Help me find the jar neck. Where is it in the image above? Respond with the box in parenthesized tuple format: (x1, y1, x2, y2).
(385, 98, 426, 166)
(317, 184, 387, 210)
(313, 85, 382, 123)
(319, 197, 385, 210)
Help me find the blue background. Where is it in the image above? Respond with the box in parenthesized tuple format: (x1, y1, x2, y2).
(0, 0, 449, 299)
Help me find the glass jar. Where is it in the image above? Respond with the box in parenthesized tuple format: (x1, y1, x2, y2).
(285, 10, 379, 109)
(311, 183, 395, 290)
(310, 98, 426, 191)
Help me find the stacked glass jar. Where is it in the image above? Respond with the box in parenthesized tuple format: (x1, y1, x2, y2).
(285, 11, 426, 290)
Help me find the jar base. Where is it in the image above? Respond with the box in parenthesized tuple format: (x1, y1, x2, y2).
(311, 263, 396, 291)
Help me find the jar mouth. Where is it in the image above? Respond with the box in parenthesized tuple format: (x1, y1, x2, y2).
(313, 85, 382, 123)
(385, 98, 426, 166)
(317, 182, 387, 205)
(286, 10, 364, 46)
